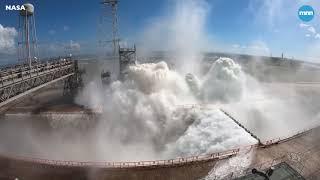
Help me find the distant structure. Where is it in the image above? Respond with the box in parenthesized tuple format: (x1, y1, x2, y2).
(18, 3, 38, 68)
(98, 0, 136, 81)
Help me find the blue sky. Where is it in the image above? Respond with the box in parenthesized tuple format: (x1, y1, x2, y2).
(0, 0, 320, 62)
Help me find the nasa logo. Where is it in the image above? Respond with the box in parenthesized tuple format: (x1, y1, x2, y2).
(5, 5, 26, 11)
(298, 5, 314, 22)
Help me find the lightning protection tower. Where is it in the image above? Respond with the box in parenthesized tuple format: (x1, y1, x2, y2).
(98, 0, 120, 57)
(18, 3, 38, 68)
(99, 0, 121, 83)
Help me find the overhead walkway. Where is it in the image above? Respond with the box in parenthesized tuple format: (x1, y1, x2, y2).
(0, 57, 79, 107)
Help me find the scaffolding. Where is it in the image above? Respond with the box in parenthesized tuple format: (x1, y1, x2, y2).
(0, 58, 77, 107)
(119, 45, 136, 79)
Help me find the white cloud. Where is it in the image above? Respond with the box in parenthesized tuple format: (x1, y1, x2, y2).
(48, 29, 56, 35)
(232, 44, 240, 49)
(306, 41, 320, 63)
(273, 29, 280, 33)
(299, 24, 319, 39)
(307, 26, 316, 34)
(0, 24, 17, 54)
(247, 41, 270, 55)
(63, 25, 69, 31)
(231, 40, 270, 56)
(299, 23, 310, 28)
(65, 40, 80, 51)
(119, 40, 128, 47)
(38, 40, 81, 57)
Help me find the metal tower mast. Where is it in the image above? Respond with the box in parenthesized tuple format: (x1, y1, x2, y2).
(99, 0, 136, 81)
(18, 3, 38, 68)
(99, 0, 120, 57)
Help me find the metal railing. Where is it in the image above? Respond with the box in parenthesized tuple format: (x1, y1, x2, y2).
(0, 127, 316, 180)
(0, 57, 76, 106)
(0, 58, 73, 86)
(1, 145, 255, 169)
(209, 133, 320, 180)
(263, 127, 314, 146)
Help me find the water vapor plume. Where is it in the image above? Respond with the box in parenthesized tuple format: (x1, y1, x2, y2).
(200, 57, 245, 103)
(139, 0, 210, 75)
(76, 58, 256, 160)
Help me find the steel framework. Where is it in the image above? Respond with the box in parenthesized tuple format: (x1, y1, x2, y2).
(63, 60, 83, 96)
(99, 0, 120, 57)
(119, 45, 136, 79)
(0, 58, 78, 107)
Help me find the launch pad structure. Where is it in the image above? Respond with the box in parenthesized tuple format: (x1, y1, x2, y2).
(1, 93, 320, 180)
(0, 2, 82, 108)
(0, 1, 320, 180)
(99, 0, 136, 81)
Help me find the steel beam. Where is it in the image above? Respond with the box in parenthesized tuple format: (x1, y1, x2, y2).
(0, 58, 77, 107)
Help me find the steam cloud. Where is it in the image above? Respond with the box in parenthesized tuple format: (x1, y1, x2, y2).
(0, 0, 318, 170)
(139, 0, 209, 75)
(200, 57, 245, 103)
(75, 57, 256, 160)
